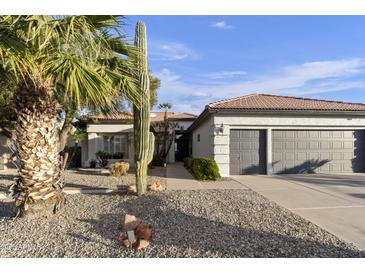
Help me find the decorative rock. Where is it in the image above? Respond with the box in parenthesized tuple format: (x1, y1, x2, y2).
(136, 239, 150, 250)
(148, 180, 163, 192)
(122, 214, 142, 232)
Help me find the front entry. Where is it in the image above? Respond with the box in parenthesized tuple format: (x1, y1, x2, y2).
(230, 129, 267, 175)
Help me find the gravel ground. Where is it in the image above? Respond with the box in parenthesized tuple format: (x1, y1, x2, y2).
(0, 167, 166, 192)
(0, 189, 361, 258)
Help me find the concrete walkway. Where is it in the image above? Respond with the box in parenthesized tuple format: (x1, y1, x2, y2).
(166, 163, 247, 190)
(233, 175, 365, 251)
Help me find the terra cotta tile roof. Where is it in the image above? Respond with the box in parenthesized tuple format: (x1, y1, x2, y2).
(207, 93, 365, 111)
(149, 112, 197, 122)
(87, 112, 133, 120)
(88, 111, 197, 122)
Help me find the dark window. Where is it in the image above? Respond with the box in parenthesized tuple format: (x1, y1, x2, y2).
(197, 134, 200, 142)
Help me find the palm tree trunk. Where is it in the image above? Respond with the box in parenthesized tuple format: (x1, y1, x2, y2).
(11, 78, 64, 218)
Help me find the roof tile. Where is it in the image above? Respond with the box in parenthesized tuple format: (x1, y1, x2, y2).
(208, 93, 365, 111)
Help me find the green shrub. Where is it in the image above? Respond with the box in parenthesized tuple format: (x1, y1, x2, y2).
(89, 159, 97, 168)
(188, 157, 220, 181)
(96, 150, 109, 168)
(183, 157, 193, 170)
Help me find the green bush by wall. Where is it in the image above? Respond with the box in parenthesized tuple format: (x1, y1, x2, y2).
(183, 157, 221, 181)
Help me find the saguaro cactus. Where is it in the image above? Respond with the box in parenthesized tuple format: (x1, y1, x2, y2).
(133, 21, 154, 195)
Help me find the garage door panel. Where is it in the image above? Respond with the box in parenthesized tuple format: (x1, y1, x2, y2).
(285, 131, 295, 138)
(332, 152, 342, 160)
(320, 131, 330, 138)
(297, 131, 307, 138)
(273, 130, 365, 174)
(310, 141, 319, 149)
(297, 152, 307, 161)
(230, 129, 266, 175)
(309, 152, 319, 159)
(241, 141, 252, 150)
(333, 141, 342, 149)
(309, 131, 320, 139)
(334, 131, 343, 138)
(273, 142, 282, 150)
(343, 131, 354, 138)
(297, 141, 307, 149)
(320, 141, 330, 149)
(273, 131, 283, 138)
(321, 152, 330, 160)
(344, 141, 353, 149)
(343, 152, 353, 160)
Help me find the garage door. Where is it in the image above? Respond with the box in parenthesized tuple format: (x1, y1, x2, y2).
(230, 129, 266, 175)
(272, 130, 365, 174)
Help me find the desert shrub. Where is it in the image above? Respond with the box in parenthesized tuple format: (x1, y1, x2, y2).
(190, 157, 220, 181)
(109, 161, 130, 177)
(183, 157, 193, 170)
(89, 159, 97, 168)
(96, 150, 109, 168)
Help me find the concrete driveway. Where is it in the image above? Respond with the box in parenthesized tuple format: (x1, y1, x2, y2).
(233, 174, 365, 251)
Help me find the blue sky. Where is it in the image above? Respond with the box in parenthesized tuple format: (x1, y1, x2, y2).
(124, 16, 365, 114)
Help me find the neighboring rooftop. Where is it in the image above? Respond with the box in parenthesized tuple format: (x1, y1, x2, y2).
(208, 93, 365, 112)
(87, 112, 133, 121)
(150, 112, 197, 122)
(87, 111, 197, 122)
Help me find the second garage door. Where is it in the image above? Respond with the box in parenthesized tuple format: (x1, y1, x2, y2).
(272, 130, 365, 174)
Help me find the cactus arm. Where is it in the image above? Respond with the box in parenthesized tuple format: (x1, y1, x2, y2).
(147, 132, 155, 164)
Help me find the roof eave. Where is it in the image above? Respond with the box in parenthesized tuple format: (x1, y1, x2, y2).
(187, 107, 365, 132)
(187, 107, 216, 132)
(210, 108, 365, 116)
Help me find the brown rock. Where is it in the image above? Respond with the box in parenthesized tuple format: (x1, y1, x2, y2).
(148, 180, 163, 192)
(127, 185, 137, 194)
(122, 214, 142, 232)
(136, 239, 150, 250)
(123, 239, 132, 248)
(135, 223, 153, 241)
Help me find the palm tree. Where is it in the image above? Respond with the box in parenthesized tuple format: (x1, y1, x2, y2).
(0, 16, 138, 218)
(155, 102, 176, 163)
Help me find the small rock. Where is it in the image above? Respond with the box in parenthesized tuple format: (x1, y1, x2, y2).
(122, 214, 142, 232)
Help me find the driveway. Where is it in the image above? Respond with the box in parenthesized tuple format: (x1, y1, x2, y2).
(233, 174, 365, 251)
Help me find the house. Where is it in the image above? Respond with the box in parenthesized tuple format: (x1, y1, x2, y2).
(77, 111, 197, 167)
(188, 93, 365, 177)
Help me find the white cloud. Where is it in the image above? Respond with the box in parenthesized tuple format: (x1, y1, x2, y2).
(149, 41, 198, 61)
(154, 58, 365, 114)
(211, 21, 235, 29)
(155, 68, 181, 82)
(191, 91, 210, 97)
(205, 70, 247, 79)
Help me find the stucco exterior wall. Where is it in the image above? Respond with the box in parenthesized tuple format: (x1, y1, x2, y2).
(85, 119, 194, 167)
(84, 123, 134, 167)
(192, 116, 214, 158)
(210, 113, 365, 177)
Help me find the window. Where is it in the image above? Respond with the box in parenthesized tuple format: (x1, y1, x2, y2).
(103, 135, 127, 156)
(103, 136, 114, 154)
(197, 134, 200, 142)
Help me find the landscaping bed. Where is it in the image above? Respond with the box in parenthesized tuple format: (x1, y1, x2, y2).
(0, 167, 166, 193)
(0, 189, 360, 258)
